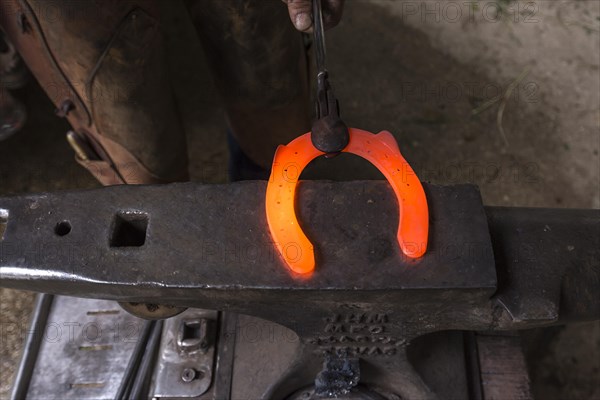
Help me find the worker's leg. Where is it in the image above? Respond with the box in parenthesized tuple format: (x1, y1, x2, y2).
(0, 0, 188, 184)
(185, 0, 311, 175)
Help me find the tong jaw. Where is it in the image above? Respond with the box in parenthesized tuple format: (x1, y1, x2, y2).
(311, 71, 349, 155)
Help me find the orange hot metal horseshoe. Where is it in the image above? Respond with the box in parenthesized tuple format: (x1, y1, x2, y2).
(265, 128, 429, 274)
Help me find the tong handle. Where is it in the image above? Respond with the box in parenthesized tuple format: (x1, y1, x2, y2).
(310, 0, 349, 155)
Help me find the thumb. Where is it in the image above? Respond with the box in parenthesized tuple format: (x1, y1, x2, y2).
(282, 0, 313, 32)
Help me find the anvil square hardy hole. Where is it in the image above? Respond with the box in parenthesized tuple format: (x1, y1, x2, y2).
(0, 209, 8, 241)
(110, 211, 148, 247)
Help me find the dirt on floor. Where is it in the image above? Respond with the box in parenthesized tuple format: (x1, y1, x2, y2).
(1, 0, 599, 398)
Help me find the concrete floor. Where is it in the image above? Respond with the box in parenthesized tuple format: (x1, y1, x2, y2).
(1, 0, 599, 398)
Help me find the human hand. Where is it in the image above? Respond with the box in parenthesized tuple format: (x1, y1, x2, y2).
(282, 0, 345, 32)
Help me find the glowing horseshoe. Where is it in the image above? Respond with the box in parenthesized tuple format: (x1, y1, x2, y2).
(265, 128, 429, 274)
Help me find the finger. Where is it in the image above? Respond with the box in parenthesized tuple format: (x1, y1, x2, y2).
(322, 0, 345, 30)
(282, 0, 313, 32)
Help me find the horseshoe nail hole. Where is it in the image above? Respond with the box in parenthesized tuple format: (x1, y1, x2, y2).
(110, 212, 148, 247)
(54, 220, 72, 236)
